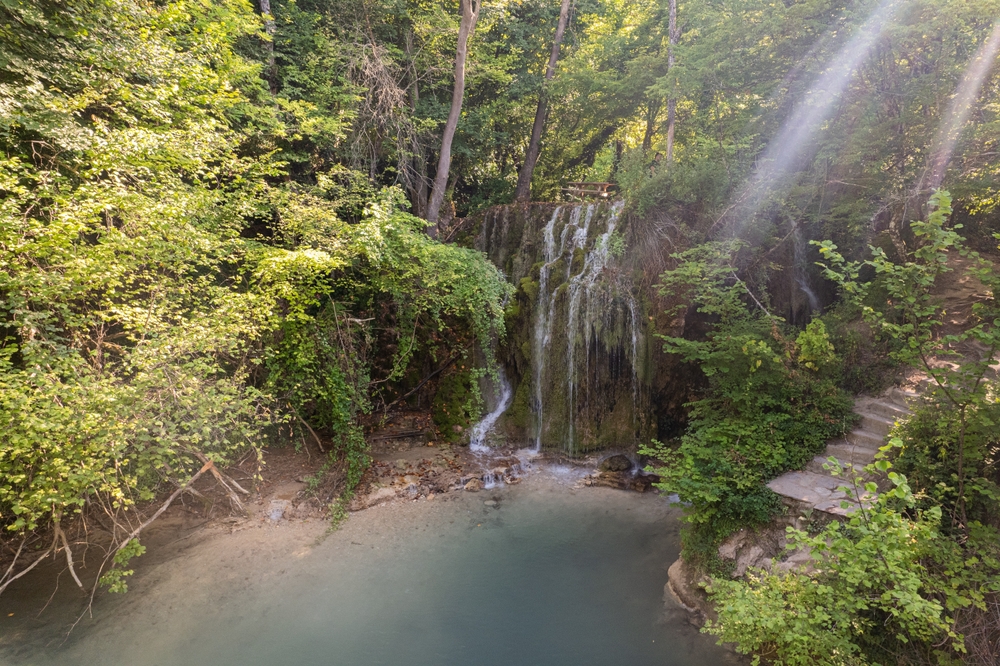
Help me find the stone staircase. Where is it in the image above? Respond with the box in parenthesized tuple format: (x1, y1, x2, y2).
(767, 387, 917, 516)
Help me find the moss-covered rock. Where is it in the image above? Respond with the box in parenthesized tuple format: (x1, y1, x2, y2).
(431, 370, 476, 443)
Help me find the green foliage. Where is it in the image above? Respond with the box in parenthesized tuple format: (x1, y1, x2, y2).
(706, 192, 1000, 665)
(707, 450, 1000, 665)
(431, 368, 479, 443)
(795, 319, 836, 372)
(607, 229, 627, 259)
(99, 539, 147, 594)
(0, 0, 509, 592)
(0, 0, 273, 541)
(815, 191, 1000, 528)
(643, 242, 854, 555)
(820, 301, 902, 396)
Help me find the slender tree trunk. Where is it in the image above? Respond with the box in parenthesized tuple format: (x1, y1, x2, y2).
(427, 0, 481, 230)
(642, 99, 661, 151)
(610, 139, 623, 179)
(513, 0, 572, 202)
(405, 30, 429, 218)
(259, 0, 277, 93)
(665, 0, 678, 162)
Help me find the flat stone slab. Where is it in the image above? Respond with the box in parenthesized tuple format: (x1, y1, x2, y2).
(847, 428, 884, 447)
(767, 471, 848, 505)
(856, 397, 912, 420)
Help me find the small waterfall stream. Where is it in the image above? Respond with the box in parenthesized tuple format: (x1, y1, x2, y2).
(469, 366, 513, 452)
(792, 223, 820, 315)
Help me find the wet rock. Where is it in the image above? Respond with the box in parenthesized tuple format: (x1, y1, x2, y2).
(599, 454, 632, 473)
(268, 499, 291, 522)
(464, 478, 483, 492)
(666, 558, 710, 627)
(349, 486, 397, 511)
(589, 471, 629, 489)
(452, 424, 464, 434)
(630, 475, 653, 493)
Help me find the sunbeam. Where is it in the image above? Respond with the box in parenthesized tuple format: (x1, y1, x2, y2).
(719, 0, 905, 239)
(923, 21, 1000, 191)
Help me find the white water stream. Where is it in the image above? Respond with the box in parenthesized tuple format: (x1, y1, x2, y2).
(469, 367, 513, 453)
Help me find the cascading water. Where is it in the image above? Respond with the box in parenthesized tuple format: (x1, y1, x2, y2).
(532, 206, 563, 449)
(792, 223, 820, 315)
(469, 366, 513, 452)
(471, 200, 651, 454)
(564, 201, 624, 452)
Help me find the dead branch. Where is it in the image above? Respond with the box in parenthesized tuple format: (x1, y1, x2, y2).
(53, 518, 84, 590)
(287, 401, 326, 453)
(0, 532, 58, 597)
(189, 451, 250, 496)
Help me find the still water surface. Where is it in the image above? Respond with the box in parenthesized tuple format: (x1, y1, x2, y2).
(5, 471, 735, 665)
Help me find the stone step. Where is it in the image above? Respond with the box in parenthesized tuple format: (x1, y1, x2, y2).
(824, 439, 879, 465)
(854, 412, 896, 438)
(846, 428, 885, 449)
(814, 496, 868, 517)
(886, 387, 919, 408)
(804, 454, 882, 484)
(804, 454, 861, 476)
(767, 470, 848, 506)
(855, 397, 911, 421)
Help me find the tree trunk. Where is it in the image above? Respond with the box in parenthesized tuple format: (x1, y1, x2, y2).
(642, 99, 661, 151)
(426, 0, 481, 230)
(513, 0, 572, 202)
(259, 0, 277, 93)
(405, 30, 429, 218)
(665, 0, 678, 162)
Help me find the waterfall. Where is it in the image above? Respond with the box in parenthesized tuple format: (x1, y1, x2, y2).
(469, 366, 513, 452)
(792, 224, 820, 314)
(471, 200, 649, 453)
(565, 202, 623, 452)
(525, 201, 642, 452)
(532, 206, 563, 450)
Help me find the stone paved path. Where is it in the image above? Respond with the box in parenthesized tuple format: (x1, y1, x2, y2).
(767, 387, 916, 516)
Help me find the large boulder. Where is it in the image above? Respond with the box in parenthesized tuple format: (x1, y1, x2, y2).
(599, 454, 633, 472)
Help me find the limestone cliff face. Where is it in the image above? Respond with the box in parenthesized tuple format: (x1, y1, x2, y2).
(458, 201, 689, 453)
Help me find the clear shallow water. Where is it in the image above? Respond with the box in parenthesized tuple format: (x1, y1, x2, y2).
(5, 476, 735, 666)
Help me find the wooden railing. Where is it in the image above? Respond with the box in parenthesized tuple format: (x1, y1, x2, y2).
(562, 181, 616, 199)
